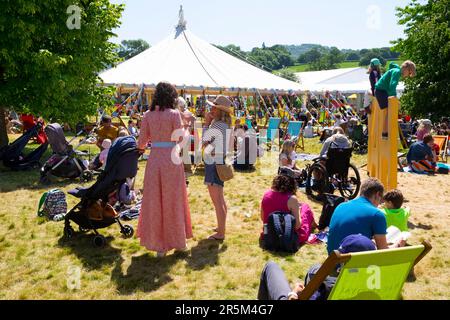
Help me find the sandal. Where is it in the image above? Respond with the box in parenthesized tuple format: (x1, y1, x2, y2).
(207, 234, 225, 241)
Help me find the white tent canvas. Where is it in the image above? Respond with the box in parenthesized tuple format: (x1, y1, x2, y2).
(100, 11, 301, 92)
(295, 67, 404, 94)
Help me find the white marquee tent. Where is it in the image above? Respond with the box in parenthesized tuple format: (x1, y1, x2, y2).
(295, 67, 405, 94)
(100, 8, 301, 94)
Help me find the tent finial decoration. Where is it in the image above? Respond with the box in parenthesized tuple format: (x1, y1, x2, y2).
(176, 5, 187, 34)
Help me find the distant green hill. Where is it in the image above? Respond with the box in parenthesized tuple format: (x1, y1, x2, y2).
(277, 60, 403, 73)
(283, 44, 328, 58)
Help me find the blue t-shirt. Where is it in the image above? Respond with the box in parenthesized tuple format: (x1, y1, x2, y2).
(407, 141, 433, 163)
(327, 197, 387, 254)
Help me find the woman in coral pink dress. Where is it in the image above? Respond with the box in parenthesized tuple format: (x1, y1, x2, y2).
(137, 82, 192, 257)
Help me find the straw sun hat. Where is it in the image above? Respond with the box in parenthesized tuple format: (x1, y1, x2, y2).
(206, 95, 233, 114)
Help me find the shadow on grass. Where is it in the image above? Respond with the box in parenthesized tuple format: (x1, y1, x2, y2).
(57, 233, 123, 270)
(0, 165, 92, 193)
(186, 239, 227, 271)
(408, 221, 433, 231)
(258, 239, 304, 258)
(111, 253, 182, 295)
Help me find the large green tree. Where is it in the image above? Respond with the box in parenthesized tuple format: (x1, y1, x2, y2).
(393, 0, 450, 119)
(117, 39, 150, 60)
(0, 0, 124, 147)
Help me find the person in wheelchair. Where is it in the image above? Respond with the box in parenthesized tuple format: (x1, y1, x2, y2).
(319, 127, 351, 159)
(308, 128, 360, 199)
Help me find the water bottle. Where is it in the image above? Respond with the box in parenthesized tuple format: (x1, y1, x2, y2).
(263, 223, 268, 235)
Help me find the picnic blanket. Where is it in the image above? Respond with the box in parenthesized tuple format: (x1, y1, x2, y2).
(296, 153, 320, 161)
(403, 162, 449, 174)
(119, 200, 142, 220)
(307, 231, 328, 245)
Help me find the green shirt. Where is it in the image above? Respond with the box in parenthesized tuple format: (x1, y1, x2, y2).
(383, 207, 410, 232)
(375, 63, 401, 97)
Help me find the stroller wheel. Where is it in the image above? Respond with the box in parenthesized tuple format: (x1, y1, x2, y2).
(81, 170, 93, 182)
(79, 226, 89, 233)
(92, 235, 106, 248)
(64, 226, 75, 239)
(40, 175, 51, 185)
(121, 225, 134, 239)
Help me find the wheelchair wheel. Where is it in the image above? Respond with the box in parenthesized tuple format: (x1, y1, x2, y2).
(338, 163, 361, 200)
(305, 163, 328, 199)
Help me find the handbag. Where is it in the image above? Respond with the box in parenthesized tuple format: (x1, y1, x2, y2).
(215, 162, 234, 182)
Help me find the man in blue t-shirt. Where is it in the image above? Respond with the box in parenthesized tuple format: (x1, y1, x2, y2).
(327, 178, 406, 254)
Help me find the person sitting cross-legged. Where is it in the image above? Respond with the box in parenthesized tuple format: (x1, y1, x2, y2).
(258, 234, 376, 300)
(407, 134, 437, 174)
(260, 175, 317, 248)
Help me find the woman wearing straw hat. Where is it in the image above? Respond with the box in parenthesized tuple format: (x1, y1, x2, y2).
(202, 95, 234, 241)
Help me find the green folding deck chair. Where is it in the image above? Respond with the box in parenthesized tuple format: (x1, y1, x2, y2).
(259, 117, 281, 150)
(245, 118, 253, 130)
(298, 241, 432, 300)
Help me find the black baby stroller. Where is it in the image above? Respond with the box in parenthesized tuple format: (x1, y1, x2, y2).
(0, 122, 48, 170)
(40, 123, 93, 184)
(64, 136, 139, 247)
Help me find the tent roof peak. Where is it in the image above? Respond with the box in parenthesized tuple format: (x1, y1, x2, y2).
(175, 5, 187, 36)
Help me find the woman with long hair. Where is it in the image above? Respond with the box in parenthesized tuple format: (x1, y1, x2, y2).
(202, 95, 233, 241)
(260, 174, 317, 247)
(137, 82, 192, 257)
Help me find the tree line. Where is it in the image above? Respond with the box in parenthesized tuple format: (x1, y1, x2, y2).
(216, 43, 401, 72)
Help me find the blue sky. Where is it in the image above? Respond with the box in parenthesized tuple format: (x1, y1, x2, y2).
(110, 0, 413, 50)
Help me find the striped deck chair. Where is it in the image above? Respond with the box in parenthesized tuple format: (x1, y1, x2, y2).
(259, 117, 281, 150)
(282, 121, 304, 151)
(245, 118, 253, 130)
(432, 135, 448, 163)
(298, 241, 432, 300)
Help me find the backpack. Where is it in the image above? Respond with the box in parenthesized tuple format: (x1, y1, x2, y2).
(318, 194, 347, 230)
(263, 212, 299, 253)
(37, 189, 67, 221)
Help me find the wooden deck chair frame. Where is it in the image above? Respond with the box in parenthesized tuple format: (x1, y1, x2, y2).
(281, 121, 305, 152)
(397, 152, 408, 172)
(432, 135, 448, 163)
(298, 241, 432, 300)
(398, 123, 409, 150)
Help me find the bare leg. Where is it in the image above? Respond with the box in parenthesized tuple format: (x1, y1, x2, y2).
(207, 185, 226, 239)
(383, 112, 389, 137)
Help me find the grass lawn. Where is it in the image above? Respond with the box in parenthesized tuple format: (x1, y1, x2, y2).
(0, 134, 448, 299)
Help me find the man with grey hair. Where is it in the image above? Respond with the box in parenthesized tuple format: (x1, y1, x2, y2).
(319, 127, 351, 158)
(327, 178, 406, 255)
